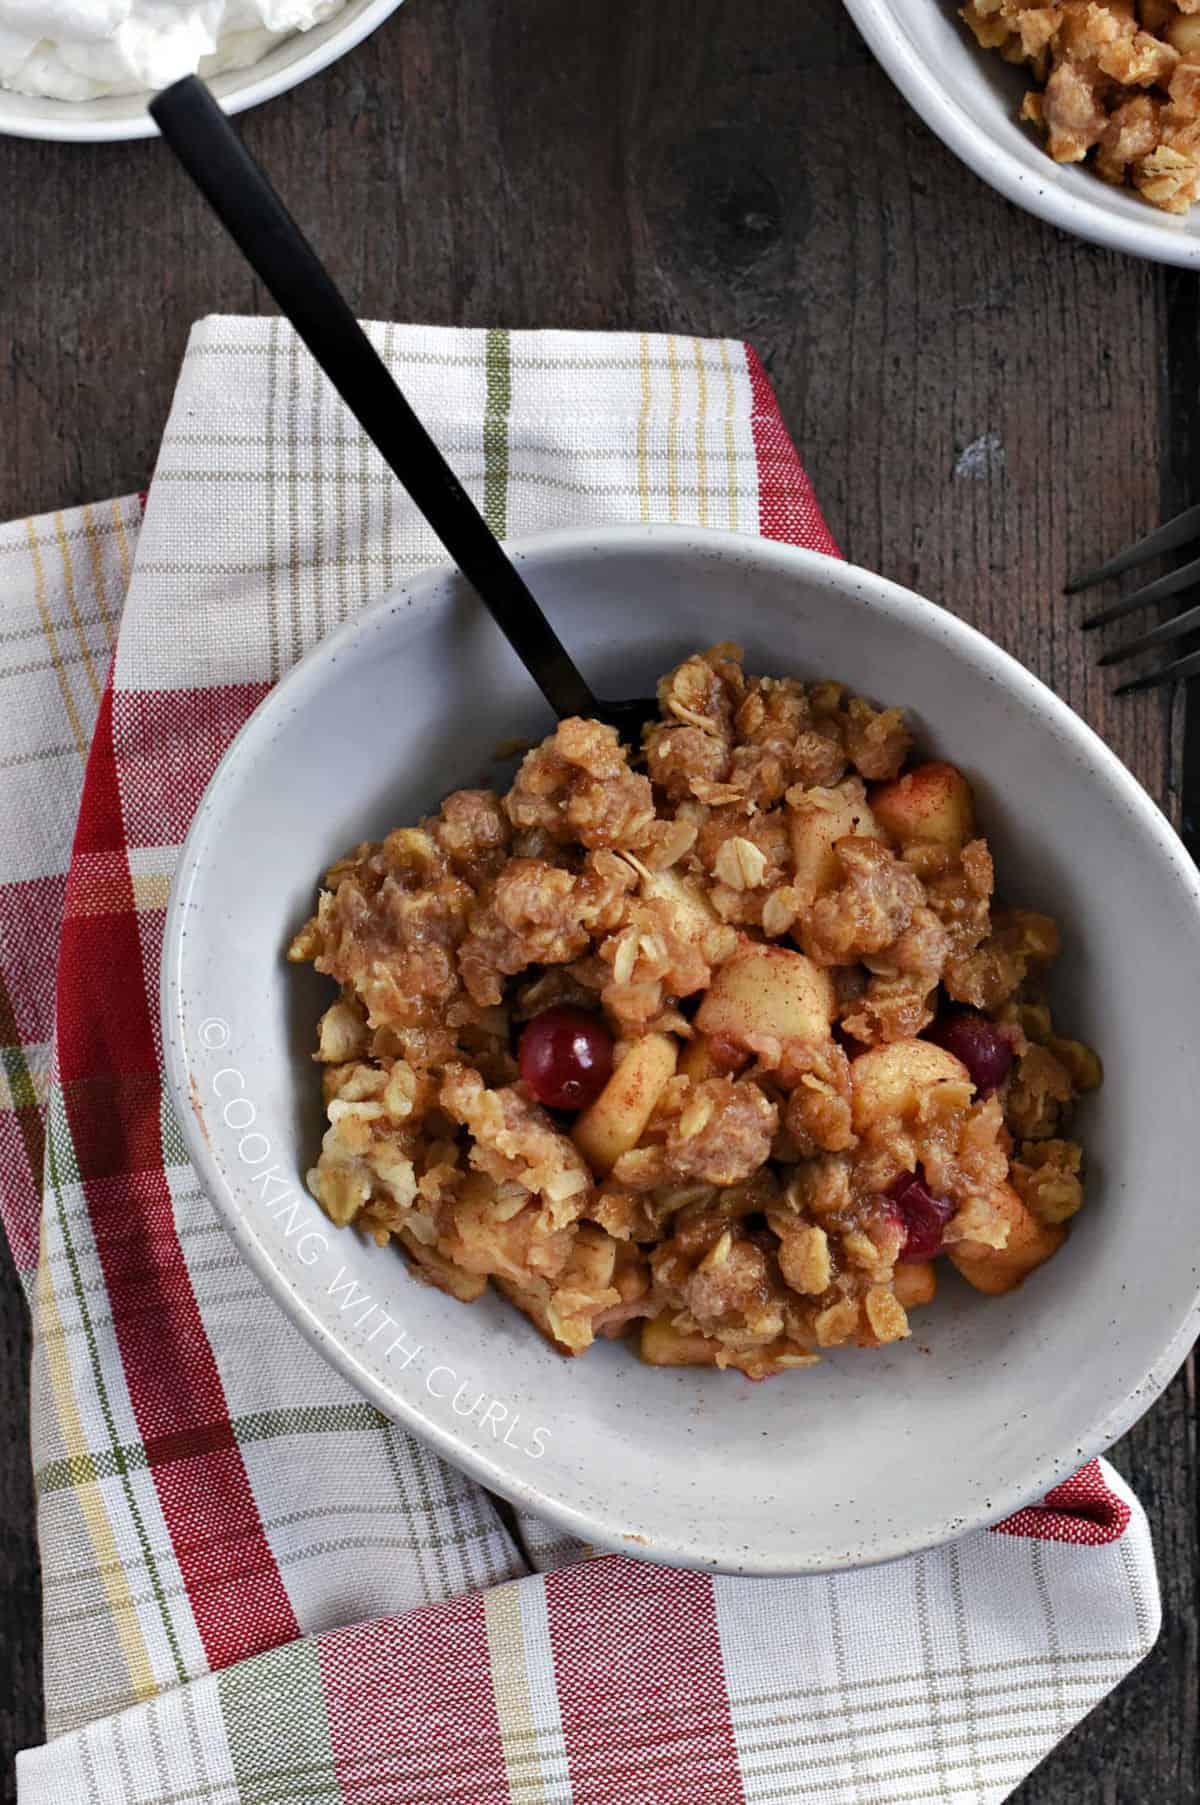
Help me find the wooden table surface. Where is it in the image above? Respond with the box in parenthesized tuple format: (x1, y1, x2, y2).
(1, 0, 1198, 1797)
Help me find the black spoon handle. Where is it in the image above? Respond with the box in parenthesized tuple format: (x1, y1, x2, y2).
(149, 75, 597, 722)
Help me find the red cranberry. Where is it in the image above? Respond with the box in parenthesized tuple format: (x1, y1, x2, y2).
(925, 1009, 1013, 1096)
(887, 1172, 956, 1262)
(518, 1006, 614, 1111)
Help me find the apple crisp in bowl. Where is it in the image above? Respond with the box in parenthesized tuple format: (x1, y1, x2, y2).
(962, 0, 1200, 213)
(288, 644, 1100, 1380)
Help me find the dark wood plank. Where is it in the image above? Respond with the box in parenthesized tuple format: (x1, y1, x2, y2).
(0, 1253, 39, 1805)
(1, 0, 1196, 1797)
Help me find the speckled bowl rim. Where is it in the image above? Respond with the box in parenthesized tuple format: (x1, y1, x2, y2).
(162, 524, 1200, 1574)
(0, 0, 401, 142)
(843, 0, 1200, 269)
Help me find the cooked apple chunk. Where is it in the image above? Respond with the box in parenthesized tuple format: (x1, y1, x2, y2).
(621, 855, 724, 943)
(788, 777, 883, 905)
(872, 761, 976, 852)
(850, 1038, 970, 1132)
(892, 1260, 937, 1309)
(572, 1032, 679, 1174)
(947, 1182, 1066, 1295)
(695, 942, 835, 1050)
(639, 1313, 722, 1367)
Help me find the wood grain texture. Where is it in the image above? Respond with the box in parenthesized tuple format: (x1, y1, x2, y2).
(0, 0, 1196, 1798)
(0, 1256, 39, 1805)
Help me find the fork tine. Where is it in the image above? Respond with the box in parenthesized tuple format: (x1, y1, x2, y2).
(1097, 598, 1200, 667)
(1113, 643, 1200, 696)
(1081, 551, 1200, 630)
(1066, 502, 1200, 593)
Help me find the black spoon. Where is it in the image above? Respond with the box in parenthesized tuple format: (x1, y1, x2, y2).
(148, 75, 655, 742)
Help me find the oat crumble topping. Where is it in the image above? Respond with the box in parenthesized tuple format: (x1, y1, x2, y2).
(963, 0, 1200, 212)
(288, 646, 1100, 1379)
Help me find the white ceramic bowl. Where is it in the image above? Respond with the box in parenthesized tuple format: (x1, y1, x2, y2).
(162, 524, 1200, 1575)
(844, 0, 1200, 266)
(0, 0, 400, 142)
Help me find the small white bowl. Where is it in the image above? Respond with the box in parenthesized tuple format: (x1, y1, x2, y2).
(0, 0, 400, 142)
(844, 0, 1200, 266)
(162, 525, 1200, 1574)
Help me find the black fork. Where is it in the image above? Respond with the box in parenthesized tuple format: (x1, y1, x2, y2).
(1068, 503, 1200, 694)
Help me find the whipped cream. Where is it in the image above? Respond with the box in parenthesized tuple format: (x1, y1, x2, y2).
(0, 0, 344, 100)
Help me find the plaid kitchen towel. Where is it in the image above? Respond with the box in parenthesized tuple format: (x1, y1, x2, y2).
(0, 320, 1161, 1805)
